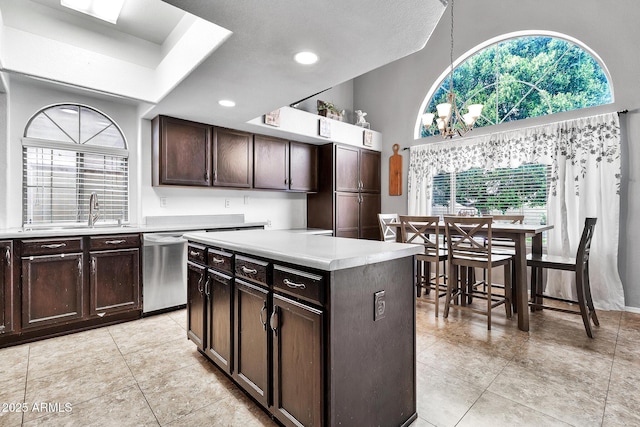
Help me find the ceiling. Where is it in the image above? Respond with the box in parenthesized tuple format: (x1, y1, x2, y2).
(0, 0, 446, 132)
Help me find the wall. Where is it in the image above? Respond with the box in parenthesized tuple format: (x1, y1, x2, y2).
(354, 0, 640, 309)
(1, 77, 307, 230)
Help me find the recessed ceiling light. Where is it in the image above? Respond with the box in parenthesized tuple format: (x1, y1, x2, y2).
(294, 51, 318, 65)
(61, 0, 126, 24)
(219, 100, 236, 107)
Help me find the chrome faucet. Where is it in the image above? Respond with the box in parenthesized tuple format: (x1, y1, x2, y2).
(88, 192, 100, 227)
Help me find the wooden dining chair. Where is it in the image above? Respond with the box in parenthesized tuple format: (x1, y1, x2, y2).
(527, 217, 599, 338)
(399, 215, 448, 316)
(443, 216, 512, 329)
(378, 213, 399, 242)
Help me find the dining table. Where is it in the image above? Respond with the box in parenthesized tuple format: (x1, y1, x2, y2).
(392, 220, 553, 332)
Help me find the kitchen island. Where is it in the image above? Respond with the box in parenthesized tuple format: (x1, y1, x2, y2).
(183, 230, 423, 427)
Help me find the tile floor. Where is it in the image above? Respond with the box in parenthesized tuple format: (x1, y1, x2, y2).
(0, 298, 638, 427)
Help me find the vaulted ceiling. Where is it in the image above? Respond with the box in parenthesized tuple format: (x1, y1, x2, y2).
(0, 0, 446, 131)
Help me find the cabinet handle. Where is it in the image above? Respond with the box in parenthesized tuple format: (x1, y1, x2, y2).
(91, 257, 96, 274)
(204, 276, 211, 298)
(213, 170, 217, 183)
(269, 306, 279, 336)
(189, 250, 200, 258)
(41, 243, 66, 249)
(77, 257, 82, 276)
(240, 265, 257, 275)
(105, 239, 126, 245)
(4, 247, 9, 266)
(211, 257, 225, 264)
(197, 274, 204, 294)
(283, 278, 306, 290)
(259, 300, 267, 331)
(204, 171, 209, 182)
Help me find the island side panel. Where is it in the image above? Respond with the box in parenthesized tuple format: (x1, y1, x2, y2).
(328, 256, 416, 426)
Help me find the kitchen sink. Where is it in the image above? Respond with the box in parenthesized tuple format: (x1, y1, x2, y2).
(21, 224, 134, 232)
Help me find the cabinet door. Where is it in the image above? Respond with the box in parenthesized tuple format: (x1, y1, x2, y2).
(335, 192, 360, 238)
(205, 269, 233, 374)
(213, 127, 253, 188)
(153, 116, 212, 187)
(335, 145, 360, 192)
(234, 279, 269, 407)
(360, 149, 381, 193)
(289, 142, 318, 192)
(1, 241, 12, 335)
(359, 193, 381, 240)
(21, 253, 84, 329)
(89, 249, 140, 316)
(187, 261, 207, 349)
(254, 135, 289, 190)
(271, 294, 323, 427)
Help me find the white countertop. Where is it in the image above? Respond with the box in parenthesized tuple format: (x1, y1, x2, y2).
(183, 230, 422, 271)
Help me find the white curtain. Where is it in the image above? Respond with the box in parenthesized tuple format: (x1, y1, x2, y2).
(407, 112, 624, 310)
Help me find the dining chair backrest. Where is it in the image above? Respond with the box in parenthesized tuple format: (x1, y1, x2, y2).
(378, 213, 399, 242)
(489, 214, 524, 224)
(577, 217, 597, 266)
(398, 215, 440, 253)
(443, 216, 494, 259)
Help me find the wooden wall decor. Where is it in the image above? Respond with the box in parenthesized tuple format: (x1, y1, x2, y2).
(389, 144, 402, 196)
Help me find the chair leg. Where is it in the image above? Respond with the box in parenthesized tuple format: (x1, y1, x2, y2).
(433, 260, 440, 317)
(444, 262, 458, 319)
(416, 259, 423, 298)
(583, 263, 600, 327)
(425, 262, 432, 296)
(486, 267, 492, 330)
(504, 263, 512, 319)
(575, 267, 594, 338)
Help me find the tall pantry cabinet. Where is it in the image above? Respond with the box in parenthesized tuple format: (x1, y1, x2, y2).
(307, 144, 381, 239)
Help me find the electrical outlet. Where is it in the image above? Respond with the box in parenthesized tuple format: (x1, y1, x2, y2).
(374, 290, 386, 321)
(160, 197, 167, 207)
(225, 199, 230, 208)
(267, 219, 272, 228)
(244, 195, 249, 205)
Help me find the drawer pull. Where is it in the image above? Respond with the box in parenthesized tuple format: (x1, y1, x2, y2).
(105, 239, 126, 245)
(91, 257, 96, 274)
(197, 274, 204, 294)
(41, 243, 66, 249)
(211, 257, 225, 264)
(78, 258, 82, 276)
(4, 247, 9, 266)
(204, 276, 211, 298)
(283, 278, 306, 290)
(270, 306, 279, 336)
(240, 265, 257, 275)
(189, 250, 200, 258)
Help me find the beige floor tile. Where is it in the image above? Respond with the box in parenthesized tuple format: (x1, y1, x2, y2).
(0, 344, 29, 392)
(0, 387, 27, 427)
(23, 356, 136, 422)
(456, 391, 573, 427)
(164, 391, 275, 427)
(138, 356, 241, 425)
(602, 359, 640, 427)
(123, 336, 201, 383)
(408, 416, 437, 427)
(416, 361, 484, 427)
(108, 313, 187, 355)
(166, 309, 187, 331)
(21, 385, 158, 427)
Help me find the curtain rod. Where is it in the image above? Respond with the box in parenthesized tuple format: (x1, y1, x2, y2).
(618, 109, 628, 114)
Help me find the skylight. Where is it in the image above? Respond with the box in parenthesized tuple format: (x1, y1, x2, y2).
(61, 0, 126, 24)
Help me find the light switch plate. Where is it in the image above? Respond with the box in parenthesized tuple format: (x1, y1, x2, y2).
(374, 290, 386, 321)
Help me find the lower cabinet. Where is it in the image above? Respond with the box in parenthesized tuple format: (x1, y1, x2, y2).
(234, 279, 269, 407)
(205, 269, 233, 374)
(1, 241, 14, 335)
(21, 238, 84, 329)
(187, 260, 207, 349)
(271, 294, 323, 427)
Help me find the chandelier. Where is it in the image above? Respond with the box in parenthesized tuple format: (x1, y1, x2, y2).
(421, 0, 483, 138)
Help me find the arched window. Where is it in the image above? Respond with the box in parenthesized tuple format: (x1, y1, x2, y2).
(23, 104, 129, 226)
(417, 34, 613, 138)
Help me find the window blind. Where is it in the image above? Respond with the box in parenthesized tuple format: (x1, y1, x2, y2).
(23, 146, 129, 225)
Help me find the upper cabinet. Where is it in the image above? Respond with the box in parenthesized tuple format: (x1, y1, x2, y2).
(213, 128, 253, 188)
(152, 115, 320, 193)
(335, 145, 381, 193)
(152, 115, 212, 187)
(253, 137, 319, 192)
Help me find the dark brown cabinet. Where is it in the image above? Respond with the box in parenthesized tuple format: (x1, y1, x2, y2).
(234, 279, 269, 407)
(289, 142, 318, 192)
(271, 293, 323, 427)
(89, 235, 140, 316)
(205, 269, 233, 373)
(254, 135, 289, 190)
(152, 115, 212, 187)
(213, 127, 253, 188)
(308, 144, 381, 239)
(1, 241, 13, 335)
(187, 258, 207, 349)
(21, 238, 84, 330)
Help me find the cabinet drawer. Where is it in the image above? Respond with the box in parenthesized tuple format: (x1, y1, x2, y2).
(188, 244, 206, 264)
(22, 237, 83, 256)
(273, 265, 324, 305)
(208, 248, 233, 273)
(235, 255, 268, 287)
(90, 234, 140, 251)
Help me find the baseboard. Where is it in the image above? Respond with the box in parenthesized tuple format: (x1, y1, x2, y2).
(624, 305, 640, 314)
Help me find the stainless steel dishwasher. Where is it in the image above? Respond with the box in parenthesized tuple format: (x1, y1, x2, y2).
(143, 231, 203, 314)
